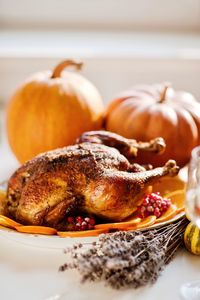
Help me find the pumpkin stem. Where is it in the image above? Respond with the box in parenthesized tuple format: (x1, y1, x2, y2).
(51, 60, 83, 78)
(159, 83, 171, 103)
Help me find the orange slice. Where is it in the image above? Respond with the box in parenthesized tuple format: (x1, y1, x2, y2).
(57, 228, 107, 238)
(95, 217, 141, 230)
(155, 204, 177, 223)
(127, 215, 157, 230)
(15, 225, 57, 235)
(152, 176, 185, 197)
(0, 215, 21, 229)
(165, 190, 185, 213)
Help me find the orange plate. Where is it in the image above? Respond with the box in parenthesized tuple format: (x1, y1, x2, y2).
(94, 217, 141, 230)
(15, 225, 57, 235)
(0, 214, 21, 229)
(155, 204, 177, 223)
(57, 228, 108, 237)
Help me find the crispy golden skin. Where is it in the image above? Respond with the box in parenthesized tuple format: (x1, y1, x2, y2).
(6, 131, 178, 228)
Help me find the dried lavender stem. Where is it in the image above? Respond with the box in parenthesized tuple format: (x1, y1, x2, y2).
(60, 217, 189, 290)
(165, 242, 182, 264)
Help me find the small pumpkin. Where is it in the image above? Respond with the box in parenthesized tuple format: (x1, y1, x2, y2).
(105, 83, 200, 167)
(184, 222, 200, 255)
(7, 60, 104, 163)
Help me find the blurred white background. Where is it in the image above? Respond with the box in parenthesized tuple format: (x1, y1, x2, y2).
(0, 0, 200, 105)
(0, 0, 200, 178)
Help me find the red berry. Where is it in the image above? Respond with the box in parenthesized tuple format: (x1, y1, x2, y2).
(67, 216, 74, 223)
(154, 207, 161, 217)
(88, 218, 95, 226)
(84, 217, 90, 223)
(147, 205, 154, 212)
(81, 221, 87, 231)
(75, 223, 81, 231)
(76, 216, 83, 224)
(143, 198, 149, 206)
(90, 218, 95, 225)
(156, 200, 162, 207)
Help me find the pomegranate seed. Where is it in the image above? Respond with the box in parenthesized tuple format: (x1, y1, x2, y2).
(88, 218, 95, 226)
(154, 207, 161, 217)
(75, 223, 81, 231)
(156, 200, 162, 207)
(143, 198, 149, 206)
(76, 216, 83, 224)
(67, 216, 74, 223)
(81, 221, 87, 230)
(147, 205, 154, 212)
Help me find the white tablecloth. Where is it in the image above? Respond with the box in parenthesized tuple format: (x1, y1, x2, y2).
(1, 112, 200, 300)
(1, 233, 200, 300)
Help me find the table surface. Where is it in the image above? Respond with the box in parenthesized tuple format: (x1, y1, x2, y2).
(1, 114, 200, 300)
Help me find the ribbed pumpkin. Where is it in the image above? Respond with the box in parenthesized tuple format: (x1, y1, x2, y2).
(184, 222, 200, 255)
(105, 83, 200, 167)
(7, 60, 104, 163)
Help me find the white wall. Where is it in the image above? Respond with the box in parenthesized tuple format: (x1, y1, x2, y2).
(1, 1, 200, 104)
(1, 0, 200, 31)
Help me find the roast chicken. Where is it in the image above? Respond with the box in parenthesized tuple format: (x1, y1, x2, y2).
(6, 131, 179, 228)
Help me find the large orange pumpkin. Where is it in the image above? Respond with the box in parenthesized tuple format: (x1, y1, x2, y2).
(7, 60, 104, 163)
(105, 83, 200, 167)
